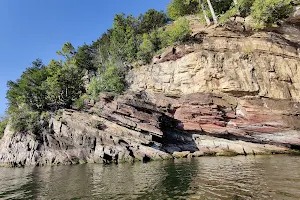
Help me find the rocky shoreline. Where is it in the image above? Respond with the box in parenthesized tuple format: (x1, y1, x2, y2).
(1, 18, 300, 167)
(1, 91, 299, 167)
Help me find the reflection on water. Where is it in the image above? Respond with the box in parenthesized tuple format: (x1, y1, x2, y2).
(0, 155, 300, 200)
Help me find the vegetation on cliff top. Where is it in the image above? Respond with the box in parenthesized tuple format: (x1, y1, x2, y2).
(168, 0, 297, 28)
(4, 0, 297, 134)
(0, 118, 8, 139)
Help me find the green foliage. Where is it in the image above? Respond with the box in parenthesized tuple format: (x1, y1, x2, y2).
(9, 105, 42, 134)
(98, 64, 125, 94)
(219, 7, 239, 24)
(88, 9, 172, 100)
(149, 29, 163, 52)
(6, 42, 86, 133)
(198, 7, 213, 24)
(88, 77, 101, 101)
(140, 9, 169, 33)
(4, 1, 297, 135)
(73, 94, 89, 110)
(75, 44, 96, 71)
(6, 59, 49, 112)
(108, 14, 139, 62)
(236, 0, 255, 17)
(92, 32, 112, 67)
(192, 0, 294, 28)
(5, 8, 192, 134)
(251, 0, 293, 27)
(41, 111, 51, 121)
(159, 18, 192, 47)
(43, 59, 84, 109)
(0, 118, 8, 139)
(91, 9, 170, 67)
(137, 34, 155, 63)
(186, 0, 233, 19)
(211, 0, 234, 15)
(56, 42, 76, 61)
(242, 47, 254, 55)
(167, 0, 199, 20)
(88, 63, 125, 100)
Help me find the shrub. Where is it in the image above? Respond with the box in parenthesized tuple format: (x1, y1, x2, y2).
(0, 118, 8, 139)
(88, 77, 101, 101)
(140, 9, 169, 33)
(9, 105, 42, 134)
(137, 34, 155, 63)
(251, 0, 293, 27)
(88, 63, 125, 100)
(73, 94, 89, 110)
(219, 7, 239, 24)
(149, 29, 163, 52)
(41, 111, 51, 121)
(211, 0, 234, 15)
(101, 65, 125, 94)
(167, 0, 199, 20)
(219, 0, 255, 23)
(160, 17, 192, 47)
(236, 0, 255, 17)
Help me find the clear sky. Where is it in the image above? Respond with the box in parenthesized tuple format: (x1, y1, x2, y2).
(0, 0, 170, 116)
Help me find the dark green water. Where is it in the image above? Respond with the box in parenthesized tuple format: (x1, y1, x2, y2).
(0, 155, 300, 200)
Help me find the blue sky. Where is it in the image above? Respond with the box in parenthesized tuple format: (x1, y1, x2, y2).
(0, 0, 170, 116)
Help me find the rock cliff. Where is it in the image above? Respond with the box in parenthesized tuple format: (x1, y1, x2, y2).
(1, 18, 300, 167)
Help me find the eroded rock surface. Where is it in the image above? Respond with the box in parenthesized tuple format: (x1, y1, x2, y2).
(0, 94, 173, 167)
(128, 30, 300, 101)
(1, 24, 300, 167)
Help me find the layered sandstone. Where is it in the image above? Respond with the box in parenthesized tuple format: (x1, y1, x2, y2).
(1, 19, 300, 167)
(128, 31, 300, 101)
(0, 93, 173, 167)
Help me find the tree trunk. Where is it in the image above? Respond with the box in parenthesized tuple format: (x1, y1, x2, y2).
(199, 0, 211, 25)
(206, 0, 218, 24)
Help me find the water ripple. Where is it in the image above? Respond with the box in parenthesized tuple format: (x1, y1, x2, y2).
(0, 155, 300, 199)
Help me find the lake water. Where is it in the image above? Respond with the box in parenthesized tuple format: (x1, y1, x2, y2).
(0, 155, 300, 200)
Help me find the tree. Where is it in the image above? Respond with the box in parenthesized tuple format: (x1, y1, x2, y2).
(0, 117, 8, 139)
(207, 0, 218, 23)
(109, 13, 134, 62)
(185, 0, 223, 25)
(137, 33, 155, 63)
(88, 62, 125, 99)
(140, 9, 169, 33)
(43, 59, 84, 109)
(9, 104, 42, 134)
(6, 59, 48, 111)
(200, 0, 211, 25)
(56, 42, 76, 61)
(160, 17, 192, 47)
(92, 31, 113, 67)
(167, 0, 199, 20)
(75, 44, 96, 71)
(124, 23, 138, 62)
(42, 42, 85, 109)
(251, 0, 293, 27)
(234, 0, 255, 17)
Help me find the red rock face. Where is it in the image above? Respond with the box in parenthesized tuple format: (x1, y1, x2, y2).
(151, 93, 300, 147)
(1, 92, 299, 167)
(90, 92, 300, 149)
